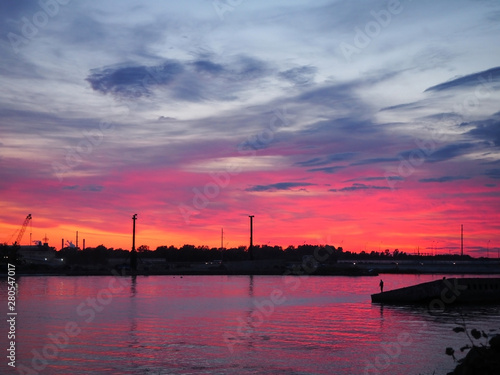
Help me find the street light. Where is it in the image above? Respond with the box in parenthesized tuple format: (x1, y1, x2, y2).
(131, 214, 138, 272)
(249, 215, 254, 261)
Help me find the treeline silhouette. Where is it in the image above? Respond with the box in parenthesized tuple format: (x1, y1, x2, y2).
(52, 244, 471, 266)
(58, 244, 337, 265)
(0, 243, 473, 268)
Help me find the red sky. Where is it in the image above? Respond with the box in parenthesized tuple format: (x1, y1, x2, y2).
(2, 150, 499, 255)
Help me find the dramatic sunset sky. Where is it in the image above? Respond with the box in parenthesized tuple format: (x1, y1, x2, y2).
(1, 0, 499, 255)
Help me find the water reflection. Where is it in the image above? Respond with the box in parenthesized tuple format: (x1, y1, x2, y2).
(130, 275, 137, 298)
(379, 303, 384, 329)
(243, 275, 258, 350)
(248, 274, 254, 297)
(128, 275, 138, 350)
(7, 275, 500, 375)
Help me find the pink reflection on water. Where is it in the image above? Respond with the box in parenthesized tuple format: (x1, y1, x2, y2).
(3, 274, 499, 374)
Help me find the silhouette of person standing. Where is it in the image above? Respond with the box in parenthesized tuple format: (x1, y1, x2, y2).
(379, 279, 384, 293)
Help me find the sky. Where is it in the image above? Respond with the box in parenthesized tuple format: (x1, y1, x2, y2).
(1, 0, 499, 255)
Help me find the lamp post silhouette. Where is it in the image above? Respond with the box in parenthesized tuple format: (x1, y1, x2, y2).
(249, 215, 254, 261)
(461, 224, 463, 257)
(131, 214, 137, 272)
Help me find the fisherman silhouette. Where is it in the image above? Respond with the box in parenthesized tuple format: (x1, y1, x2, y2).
(379, 279, 384, 293)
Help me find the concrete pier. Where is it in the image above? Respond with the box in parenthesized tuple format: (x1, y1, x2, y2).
(371, 277, 500, 304)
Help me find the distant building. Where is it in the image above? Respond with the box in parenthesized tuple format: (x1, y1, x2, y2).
(18, 244, 62, 265)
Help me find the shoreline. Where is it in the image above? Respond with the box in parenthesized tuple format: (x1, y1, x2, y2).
(3, 259, 500, 277)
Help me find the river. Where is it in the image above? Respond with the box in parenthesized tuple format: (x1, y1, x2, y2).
(2, 274, 500, 374)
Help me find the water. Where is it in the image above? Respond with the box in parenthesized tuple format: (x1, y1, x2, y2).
(2, 274, 500, 374)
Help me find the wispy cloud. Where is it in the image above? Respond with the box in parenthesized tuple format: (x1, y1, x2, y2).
(296, 152, 356, 167)
(307, 166, 345, 174)
(329, 183, 391, 192)
(466, 118, 500, 147)
(86, 61, 185, 99)
(398, 143, 476, 164)
(485, 169, 500, 179)
(246, 182, 315, 192)
(424, 66, 500, 92)
(351, 157, 399, 166)
(86, 55, 273, 101)
(279, 65, 317, 85)
(348, 176, 404, 182)
(419, 176, 471, 183)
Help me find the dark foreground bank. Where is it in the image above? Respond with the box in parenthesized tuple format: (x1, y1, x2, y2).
(447, 334, 500, 375)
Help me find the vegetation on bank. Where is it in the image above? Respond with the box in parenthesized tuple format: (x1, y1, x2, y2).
(445, 321, 500, 374)
(0, 242, 475, 267)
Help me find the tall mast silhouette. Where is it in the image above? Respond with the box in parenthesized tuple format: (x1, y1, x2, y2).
(249, 215, 254, 261)
(131, 214, 137, 272)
